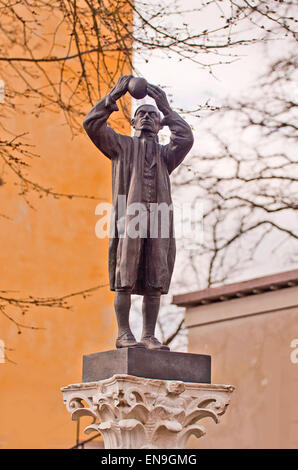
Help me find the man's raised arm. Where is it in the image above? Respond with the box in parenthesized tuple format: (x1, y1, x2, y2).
(147, 83, 194, 174)
(83, 75, 132, 159)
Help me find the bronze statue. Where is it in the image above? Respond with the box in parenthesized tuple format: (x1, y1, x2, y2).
(83, 76, 193, 351)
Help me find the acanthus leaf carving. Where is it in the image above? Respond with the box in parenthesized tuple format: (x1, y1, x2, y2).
(61, 374, 234, 449)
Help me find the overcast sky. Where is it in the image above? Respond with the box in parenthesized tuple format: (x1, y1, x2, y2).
(131, 0, 271, 112)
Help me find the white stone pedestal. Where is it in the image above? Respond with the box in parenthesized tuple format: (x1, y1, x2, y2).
(61, 374, 234, 449)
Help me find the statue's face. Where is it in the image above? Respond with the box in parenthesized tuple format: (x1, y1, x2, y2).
(132, 105, 162, 134)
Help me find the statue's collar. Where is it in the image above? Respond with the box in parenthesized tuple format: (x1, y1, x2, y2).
(134, 130, 159, 143)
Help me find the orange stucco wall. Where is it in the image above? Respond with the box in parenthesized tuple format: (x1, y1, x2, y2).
(0, 6, 132, 448)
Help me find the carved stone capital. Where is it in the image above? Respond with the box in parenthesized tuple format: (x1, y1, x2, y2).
(61, 374, 234, 449)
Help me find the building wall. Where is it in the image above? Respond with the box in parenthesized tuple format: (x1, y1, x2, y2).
(0, 6, 132, 448)
(186, 286, 298, 449)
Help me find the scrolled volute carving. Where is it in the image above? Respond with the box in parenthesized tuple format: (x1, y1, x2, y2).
(61, 374, 234, 449)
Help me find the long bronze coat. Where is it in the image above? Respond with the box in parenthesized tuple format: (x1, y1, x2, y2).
(83, 97, 193, 294)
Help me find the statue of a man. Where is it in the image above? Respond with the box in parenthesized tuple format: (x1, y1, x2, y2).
(83, 76, 193, 351)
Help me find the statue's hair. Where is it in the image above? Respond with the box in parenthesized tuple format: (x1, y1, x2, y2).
(133, 104, 161, 118)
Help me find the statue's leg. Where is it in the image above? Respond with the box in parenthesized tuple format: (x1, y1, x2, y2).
(114, 291, 145, 348)
(141, 291, 170, 351)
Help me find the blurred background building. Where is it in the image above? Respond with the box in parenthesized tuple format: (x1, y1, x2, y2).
(174, 269, 298, 449)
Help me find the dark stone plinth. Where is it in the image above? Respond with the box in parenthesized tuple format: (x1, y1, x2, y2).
(82, 348, 211, 384)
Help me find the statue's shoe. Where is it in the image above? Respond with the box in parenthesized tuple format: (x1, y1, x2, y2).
(141, 335, 170, 351)
(116, 333, 145, 349)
